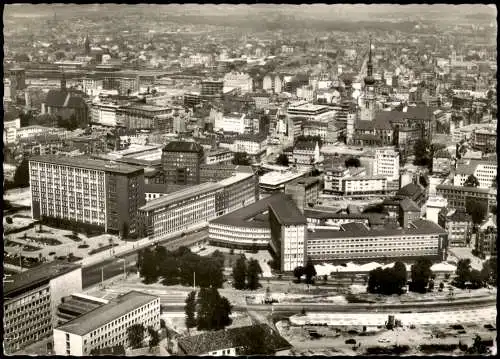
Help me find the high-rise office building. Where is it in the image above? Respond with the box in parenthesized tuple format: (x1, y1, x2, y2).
(161, 141, 204, 185)
(29, 156, 145, 237)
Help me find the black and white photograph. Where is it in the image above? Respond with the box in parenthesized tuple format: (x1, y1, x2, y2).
(2, 3, 497, 356)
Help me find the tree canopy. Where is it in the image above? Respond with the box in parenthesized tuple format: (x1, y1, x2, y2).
(410, 258, 433, 293)
(464, 174, 480, 188)
(13, 157, 30, 188)
(137, 246, 224, 288)
(232, 152, 251, 166)
(480, 257, 497, 287)
(304, 258, 317, 284)
(127, 323, 145, 349)
(147, 326, 160, 349)
(232, 255, 247, 290)
(276, 153, 289, 167)
(367, 261, 407, 295)
(293, 266, 304, 283)
(185, 290, 197, 330)
(344, 157, 361, 168)
(196, 287, 232, 331)
(465, 198, 488, 226)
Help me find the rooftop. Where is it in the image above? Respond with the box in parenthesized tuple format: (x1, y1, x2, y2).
(309, 219, 446, 240)
(139, 182, 222, 212)
(29, 155, 144, 175)
(260, 170, 308, 187)
(4, 261, 81, 299)
(177, 324, 291, 355)
(399, 198, 421, 212)
(163, 141, 204, 153)
(211, 193, 305, 228)
(56, 291, 158, 336)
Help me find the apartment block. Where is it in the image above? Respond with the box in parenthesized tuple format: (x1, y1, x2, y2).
(29, 156, 145, 237)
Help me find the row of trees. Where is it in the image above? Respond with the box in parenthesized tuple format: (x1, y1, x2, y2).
(454, 257, 497, 289)
(125, 323, 160, 350)
(232, 256, 263, 290)
(367, 258, 434, 295)
(137, 246, 224, 288)
(184, 288, 232, 332)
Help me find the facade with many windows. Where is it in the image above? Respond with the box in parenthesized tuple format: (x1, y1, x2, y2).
(140, 171, 258, 241)
(29, 156, 145, 237)
(436, 184, 497, 211)
(307, 219, 448, 264)
(3, 262, 82, 354)
(53, 291, 160, 356)
(453, 159, 497, 189)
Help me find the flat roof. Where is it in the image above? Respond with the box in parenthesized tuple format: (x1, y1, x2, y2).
(260, 170, 308, 187)
(4, 261, 81, 299)
(269, 199, 308, 225)
(218, 171, 255, 187)
(56, 291, 158, 336)
(29, 155, 144, 175)
(139, 182, 222, 212)
(309, 219, 446, 240)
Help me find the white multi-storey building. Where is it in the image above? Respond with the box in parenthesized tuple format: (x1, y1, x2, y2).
(223, 72, 253, 94)
(453, 160, 497, 189)
(53, 291, 160, 356)
(91, 102, 122, 127)
(3, 118, 21, 144)
(233, 134, 267, 155)
(373, 148, 400, 182)
(4, 262, 82, 354)
(214, 113, 246, 134)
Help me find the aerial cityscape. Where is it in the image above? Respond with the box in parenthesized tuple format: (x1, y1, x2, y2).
(2, 3, 497, 356)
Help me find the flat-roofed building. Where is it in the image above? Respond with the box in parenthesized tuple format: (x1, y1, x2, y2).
(161, 141, 204, 185)
(437, 184, 497, 211)
(438, 208, 471, 247)
(139, 170, 258, 242)
(287, 102, 335, 121)
(307, 219, 448, 264)
(259, 169, 308, 193)
(453, 159, 497, 189)
(29, 155, 145, 237)
(53, 291, 160, 356)
(284, 176, 321, 212)
(373, 148, 400, 191)
(205, 149, 234, 165)
(116, 104, 174, 130)
(4, 261, 82, 354)
(57, 293, 109, 325)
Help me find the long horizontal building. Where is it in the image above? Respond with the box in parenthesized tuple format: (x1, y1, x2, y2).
(53, 291, 160, 356)
(209, 193, 308, 271)
(4, 262, 82, 354)
(436, 184, 497, 210)
(139, 170, 258, 241)
(307, 219, 448, 264)
(29, 155, 145, 237)
(209, 195, 448, 270)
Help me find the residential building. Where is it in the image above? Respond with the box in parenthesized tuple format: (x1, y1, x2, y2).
(425, 195, 448, 224)
(53, 291, 160, 356)
(476, 215, 497, 258)
(398, 198, 421, 228)
(29, 156, 145, 237)
(161, 141, 204, 185)
(175, 324, 291, 356)
(214, 113, 247, 134)
(3, 118, 21, 144)
(139, 171, 258, 241)
(293, 141, 321, 165)
(438, 208, 471, 247)
(233, 133, 267, 156)
(4, 262, 82, 354)
(324, 166, 386, 197)
(204, 149, 234, 165)
(436, 184, 497, 210)
(432, 150, 453, 175)
(223, 72, 253, 94)
(471, 126, 496, 153)
(307, 219, 448, 264)
(18, 134, 66, 156)
(284, 176, 321, 212)
(373, 148, 400, 191)
(453, 159, 497, 189)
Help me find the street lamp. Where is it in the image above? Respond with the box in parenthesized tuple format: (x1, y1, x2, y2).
(117, 258, 126, 280)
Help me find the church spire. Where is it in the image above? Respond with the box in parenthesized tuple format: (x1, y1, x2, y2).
(364, 35, 375, 86)
(84, 34, 91, 55)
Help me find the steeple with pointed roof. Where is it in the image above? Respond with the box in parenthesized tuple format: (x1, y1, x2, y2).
(364, 35, 375, 86)
(84, 34, 91, 55)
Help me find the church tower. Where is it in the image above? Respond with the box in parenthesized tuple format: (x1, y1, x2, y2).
(84, 34, 91, 55)
(359, 35, 376, 121)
